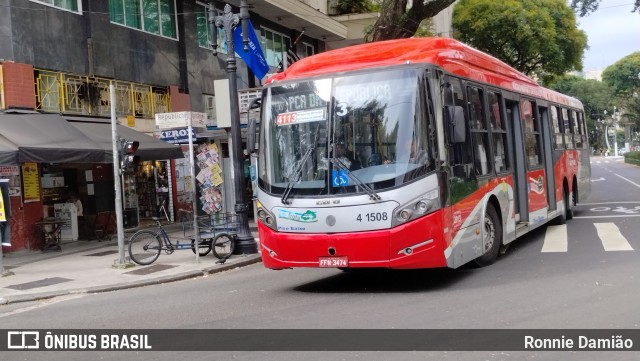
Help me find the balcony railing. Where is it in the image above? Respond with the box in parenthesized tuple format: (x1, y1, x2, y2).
(34, 69, 170, 118)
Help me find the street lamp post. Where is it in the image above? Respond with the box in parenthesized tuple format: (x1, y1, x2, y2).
(209, 0, 257, 255)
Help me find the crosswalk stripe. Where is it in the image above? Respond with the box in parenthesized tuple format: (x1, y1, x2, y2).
(593, 223, 634, 251)
(542, 225, 567, 252)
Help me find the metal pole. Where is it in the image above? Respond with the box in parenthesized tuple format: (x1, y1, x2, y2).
(188, 118, 200, 262)
(211, 1, 257, 254)
(110, 83, 127, 265)
(613, 110, 619, 158)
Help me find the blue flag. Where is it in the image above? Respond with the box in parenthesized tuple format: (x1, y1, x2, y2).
(233, 20, 270, 80)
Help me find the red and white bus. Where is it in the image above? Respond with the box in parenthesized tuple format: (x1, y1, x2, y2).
(254, 37, 590, 270)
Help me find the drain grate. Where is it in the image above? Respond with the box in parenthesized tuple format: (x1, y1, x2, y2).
(5, 277, 73, 290)
(124, 264, 177, 275)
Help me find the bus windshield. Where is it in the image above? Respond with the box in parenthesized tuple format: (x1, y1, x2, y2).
(259, 67, 436, 199)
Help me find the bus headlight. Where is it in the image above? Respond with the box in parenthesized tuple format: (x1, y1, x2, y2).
(256, 200, 277, 231)
(398, 209, 412, 221)
(392, 190, 440, 227)
(415, 200, 432, 214)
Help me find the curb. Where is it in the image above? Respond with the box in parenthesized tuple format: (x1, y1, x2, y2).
(0, 255, 262, 305)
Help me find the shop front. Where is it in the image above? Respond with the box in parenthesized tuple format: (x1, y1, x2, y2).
(0, 112, 183, 251)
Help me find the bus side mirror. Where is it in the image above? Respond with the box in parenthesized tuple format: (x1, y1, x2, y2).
(247, 98, 261, 154)
(446, 105, 466, 143)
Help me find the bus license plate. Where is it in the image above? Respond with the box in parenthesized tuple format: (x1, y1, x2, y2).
(319, 256, 348, 268)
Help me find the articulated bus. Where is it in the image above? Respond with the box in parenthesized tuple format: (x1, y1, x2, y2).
(253, 37, 591, 270)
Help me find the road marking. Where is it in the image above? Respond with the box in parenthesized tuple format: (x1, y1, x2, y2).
(594, 223, 634, 251)
(574, 215, 640, 219)
(542, 225, 567, 252)
(614, 174, 640, 188)
(591, 177, 606, 182)
(580, 202, 640, 206)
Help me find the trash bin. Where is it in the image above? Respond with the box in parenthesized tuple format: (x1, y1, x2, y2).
(123, 207, 139, 229)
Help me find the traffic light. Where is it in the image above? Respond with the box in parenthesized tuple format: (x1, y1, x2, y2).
(120, 139, 140, 172)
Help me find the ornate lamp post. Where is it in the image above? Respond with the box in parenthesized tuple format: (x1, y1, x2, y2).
(209, 0, 257, 254)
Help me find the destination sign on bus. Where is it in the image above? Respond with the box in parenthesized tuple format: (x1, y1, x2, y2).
(276, 108, 326, 126)
(272, 93, 327, 113)
(335, 83, 393, 105)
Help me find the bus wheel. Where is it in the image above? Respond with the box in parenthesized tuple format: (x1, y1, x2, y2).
(566, 185, 575, 220)
(474, 205, 502, 267)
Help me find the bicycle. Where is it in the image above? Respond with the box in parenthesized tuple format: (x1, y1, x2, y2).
(127, 214, 237, 266)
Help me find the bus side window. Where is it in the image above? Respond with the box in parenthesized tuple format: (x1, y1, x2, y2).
(572, 110, 582, 148)
(551, 106, 564, 149)
(445, 78, 475, 187)
(562, 108, 574, 149)
(488, 91, 508, 173)
(521, 99, 542, 168)
(467, 86, 491, 176)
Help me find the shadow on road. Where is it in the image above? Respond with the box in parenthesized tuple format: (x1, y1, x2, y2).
(293, 267, 475, 293)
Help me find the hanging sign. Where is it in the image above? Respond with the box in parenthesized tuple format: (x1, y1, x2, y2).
(155, 112, 207, 130)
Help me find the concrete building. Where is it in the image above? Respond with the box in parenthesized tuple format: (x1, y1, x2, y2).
(0, 0, 376, 252)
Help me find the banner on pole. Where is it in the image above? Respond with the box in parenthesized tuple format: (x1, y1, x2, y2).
(233, 20, 269, 80)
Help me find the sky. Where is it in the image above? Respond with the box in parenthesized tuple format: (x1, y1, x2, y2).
(578, 0, 640, 71)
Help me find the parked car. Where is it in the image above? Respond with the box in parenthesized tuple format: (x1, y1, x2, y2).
(618, 147, 629, 155)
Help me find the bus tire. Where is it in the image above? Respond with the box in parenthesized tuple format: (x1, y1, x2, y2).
(474, 205, 502, 267)
(553, 185, 570, 225)
(566, 183, 575, 220)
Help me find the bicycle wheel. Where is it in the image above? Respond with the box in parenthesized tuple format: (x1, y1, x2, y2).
(128, 230, 162, 265)
(191, 238, 212, 256)
(212, 233, 235, 259)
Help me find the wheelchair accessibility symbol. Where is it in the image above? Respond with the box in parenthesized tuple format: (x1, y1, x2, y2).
(332, 170, 349, 187)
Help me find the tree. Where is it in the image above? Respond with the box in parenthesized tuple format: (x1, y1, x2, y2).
(365, 0, 638, 44)
(624, 96, 640, 130)
(365, 0, 457, 42)
(549, 74, 615, 149)
(602, 52, 640, 97)
(332, 0, 377, 15)
(451, 0, 587, 80)
(570, 0, 640, 16)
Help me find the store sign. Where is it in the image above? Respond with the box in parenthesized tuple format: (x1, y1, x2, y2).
(21, 162, 40, 203)
(158, 128, 196, 144)
(0, 166, 19, 177)
(155, 112, 207, 130)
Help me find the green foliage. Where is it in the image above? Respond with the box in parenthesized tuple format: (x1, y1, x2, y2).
(414, 18, 435, 38)
(624, 151, 640, 166)
(570, 0, 640, 16)
(332, 0, 375, 15)
(624, 96, 640, 127)
(452, 0, 587, 79)
(626, 151, 640, 160)
(602, 52, 640, 96)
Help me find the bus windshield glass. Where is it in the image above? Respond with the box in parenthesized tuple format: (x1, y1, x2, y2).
(259, 67, 436, 198)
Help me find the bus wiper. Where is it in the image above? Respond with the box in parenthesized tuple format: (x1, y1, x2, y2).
(281, 124, 322, 205)
(281, 146, 314, 205)
(332, 158, 381, 201)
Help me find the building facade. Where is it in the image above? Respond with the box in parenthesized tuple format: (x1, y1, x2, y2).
(0, 0, 376, 251)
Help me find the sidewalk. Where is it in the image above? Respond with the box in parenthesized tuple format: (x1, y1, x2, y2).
(0, 221, 262, 305)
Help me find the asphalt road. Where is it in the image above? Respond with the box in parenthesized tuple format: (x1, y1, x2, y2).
(2, 157, 640, 361)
